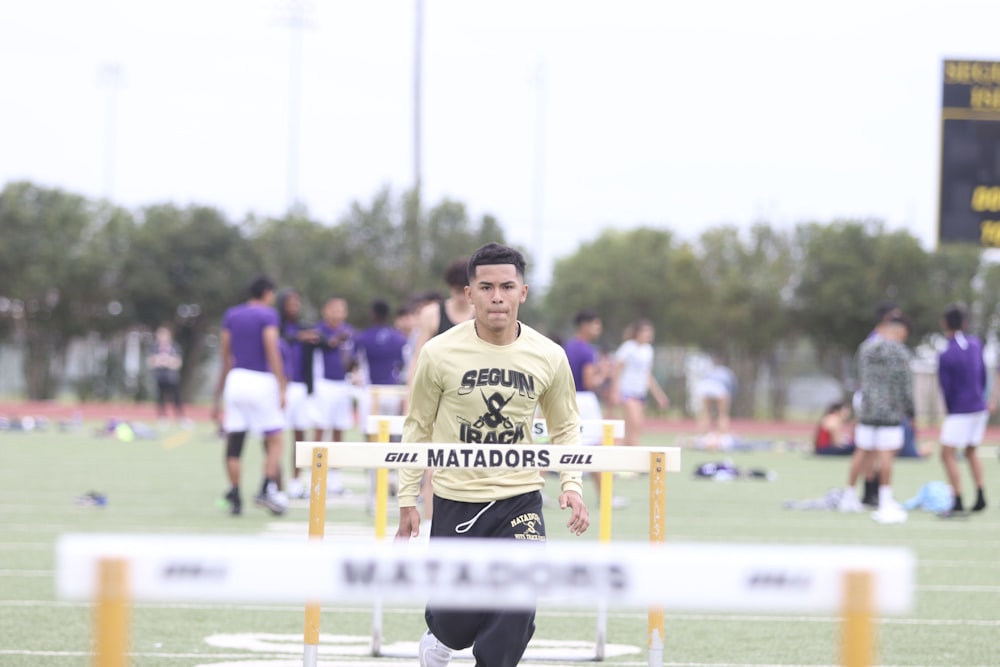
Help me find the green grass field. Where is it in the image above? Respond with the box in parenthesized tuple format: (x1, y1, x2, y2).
(2, 420, 999, 666)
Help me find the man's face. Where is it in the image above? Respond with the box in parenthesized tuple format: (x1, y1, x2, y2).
(886, 322, 909, 343)
(323, 298, 347, 324)
(465, 263, 527, 334)
(582, 319, 602, 341)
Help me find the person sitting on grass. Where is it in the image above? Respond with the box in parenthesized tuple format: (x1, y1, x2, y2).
(814, 401, 856, 456)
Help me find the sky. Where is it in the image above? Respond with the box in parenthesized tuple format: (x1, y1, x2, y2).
(2, 0, 999, 285)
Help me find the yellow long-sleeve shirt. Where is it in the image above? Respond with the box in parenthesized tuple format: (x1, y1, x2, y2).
(398, 319, 583, 506)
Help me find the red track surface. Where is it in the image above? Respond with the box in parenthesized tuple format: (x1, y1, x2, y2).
(3, 400, 992, 443)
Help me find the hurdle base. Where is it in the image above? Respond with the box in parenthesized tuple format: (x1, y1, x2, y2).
(303, 643, 318, 667)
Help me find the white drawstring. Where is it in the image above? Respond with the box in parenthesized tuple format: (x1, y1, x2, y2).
(454, 500, 496, 534)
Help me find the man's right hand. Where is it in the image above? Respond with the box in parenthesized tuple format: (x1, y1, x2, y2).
(395, 506, 422, 542)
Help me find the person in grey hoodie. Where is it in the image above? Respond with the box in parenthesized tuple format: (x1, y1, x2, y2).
(838, 313, 914, 523)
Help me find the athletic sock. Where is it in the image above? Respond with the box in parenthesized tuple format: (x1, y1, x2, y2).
(952, 495, 965, 513)
(972, 488, 986, 512)
(878, 485, 895, 509)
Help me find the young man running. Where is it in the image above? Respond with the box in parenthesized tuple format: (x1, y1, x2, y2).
(396, 243, 590, 667)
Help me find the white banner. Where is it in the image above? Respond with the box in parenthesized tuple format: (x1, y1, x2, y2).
(294, 441, 681, 472)
(56, 535, 914, 615)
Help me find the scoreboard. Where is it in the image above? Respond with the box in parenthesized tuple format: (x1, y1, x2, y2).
(939, 59, 1000, 246)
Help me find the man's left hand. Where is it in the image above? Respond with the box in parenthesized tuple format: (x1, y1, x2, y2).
(559, 490, 590, 536)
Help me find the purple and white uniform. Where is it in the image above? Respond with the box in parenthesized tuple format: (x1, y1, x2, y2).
(315, 321, 356, 431)
(564, 336, 603, 445)
(938, 331, 989, 448)
(221, 303, 285, 435)
(353, 324, 408, 427)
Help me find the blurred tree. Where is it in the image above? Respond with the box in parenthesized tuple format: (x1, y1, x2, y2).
(696, 224, 795, 418)
(249, 210, 348, 322)
(119, 203, 259, 398)
(920, 244, 983, 338)
(0, 182, 127, 398)
(791, 220, 930, 384)
(546, 227, 706, 344)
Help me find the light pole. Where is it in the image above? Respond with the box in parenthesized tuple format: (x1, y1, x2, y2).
(531, 58, 548, 289)
(276, 0, 314, 214)
(97, 63, 123, 200)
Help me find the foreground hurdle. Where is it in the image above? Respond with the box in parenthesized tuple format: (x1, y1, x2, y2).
(57, 534, 915, 667)
(359, 416, 626, 661)
(295, 439, 681, 666)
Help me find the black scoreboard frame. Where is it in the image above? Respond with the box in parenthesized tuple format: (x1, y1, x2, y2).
(939, 59, 1000, 246)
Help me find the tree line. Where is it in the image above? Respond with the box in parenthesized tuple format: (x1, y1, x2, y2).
(2, 180, 996, 418)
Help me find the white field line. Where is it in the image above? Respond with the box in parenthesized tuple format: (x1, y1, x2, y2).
(0, 649, 979, 667)
(5, 600, 1000, 627)
(665, 534, 1000, 549)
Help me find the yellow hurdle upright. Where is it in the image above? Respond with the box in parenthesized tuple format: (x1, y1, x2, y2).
(94, 558, 129, 667)
(648, 451, 667, 667)
(302, 446, 328, 667)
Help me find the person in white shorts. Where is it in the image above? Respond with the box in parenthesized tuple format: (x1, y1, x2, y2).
(276, 289, 322, 500)
(314, 297, 357, 494)
(211, 275, 288, 517)
(839, 314, 913, 523)
(938, 304, 989, 514)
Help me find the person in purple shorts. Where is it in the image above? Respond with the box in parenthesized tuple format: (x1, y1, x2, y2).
(938, 303, 988, 514)
(277, 289, 322, 500)
(315, 296, 357, 494)
(211, 275, 288, 516)
(563, 310, 621, 505)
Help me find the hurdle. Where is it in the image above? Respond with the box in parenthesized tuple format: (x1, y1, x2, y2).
(57, 533, 915, 667)
(295, 438, 680, 667)
(358, 416, 627, 661)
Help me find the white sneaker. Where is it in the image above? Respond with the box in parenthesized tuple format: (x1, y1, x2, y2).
(254, 483, 288, 516)
(837, 491, 864, 513)
(871, 505, 908, 524)
(418, 630, 453, 667)
(287, 477, 307, 500)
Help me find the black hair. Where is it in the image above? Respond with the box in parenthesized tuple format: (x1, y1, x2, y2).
(371, 299, 390, 322)
(874, 301, 900, 323)
(886, 312, 912, 332)
(824, 401, 846, 415)
(467, 242, 526, 281)
(249, 274, 275, 299)
(574, 310, 599, 326)
(943, 303, 967, 331)
(276, 289, 298, 328)
(443, 258, 470, 289)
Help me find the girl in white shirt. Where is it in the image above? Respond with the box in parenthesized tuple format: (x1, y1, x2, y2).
(612, 319, 669, 446)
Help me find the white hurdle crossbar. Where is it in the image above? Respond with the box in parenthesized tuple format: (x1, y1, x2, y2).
(361, 416, 627, 661)
(296, 438, 681, 667)
(58, 534, 915, 667)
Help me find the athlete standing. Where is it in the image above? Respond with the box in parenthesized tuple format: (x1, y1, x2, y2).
(396, 243, 589, 667)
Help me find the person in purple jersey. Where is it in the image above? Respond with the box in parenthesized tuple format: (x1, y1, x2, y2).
(938, 303, 988, 515)
(563, 310, 621, 506)
(354, 299, 407, 419)
(277, 289, 322, 500)
(353, 299, 408, 509)
(211, 275, 288, 517)
(315, 296, 357, 494)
